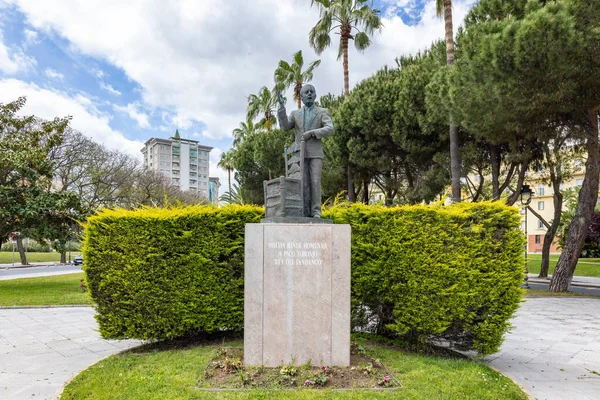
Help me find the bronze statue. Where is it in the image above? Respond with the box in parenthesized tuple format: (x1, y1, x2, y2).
(277, 84, 334, 218)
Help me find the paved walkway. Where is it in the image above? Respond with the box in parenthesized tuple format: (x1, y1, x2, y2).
(485, 297, 600, 400)
(0, 308, 141, 400)
(0, 298, 599, 399)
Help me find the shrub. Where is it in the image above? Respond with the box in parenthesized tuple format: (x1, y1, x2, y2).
(580, 212, 600, 258)
(322, 202, 523, 355)
(85, 202, 522, 355)
(83, 204, 263, 340)
(0, 240, 51, 252)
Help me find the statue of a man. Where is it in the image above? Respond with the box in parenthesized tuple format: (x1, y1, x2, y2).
(278, 84, 334, 218)
(277, 85, 333, 218)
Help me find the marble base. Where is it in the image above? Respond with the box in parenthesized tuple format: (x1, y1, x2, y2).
(244, 223, 351, 367)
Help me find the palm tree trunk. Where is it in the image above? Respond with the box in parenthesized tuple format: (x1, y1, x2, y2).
(549, 110, 599, 291)
(444, 0, 460, 203)
(443, 0, 455, 64)
(228, 168, 232, 197)
(342, 36, 350, 99)
(297, 92, 302, 109)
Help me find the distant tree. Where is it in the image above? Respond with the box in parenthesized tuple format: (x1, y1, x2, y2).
(247, 87, 278, 130)
(217, 151, 234, 197)
(309, 0, 382, 202)
(230, 128, 291, 204)
(232, 118, 259, 147)
(435, 0, 461, 203)
(0, 97, 70, 264)
(309, 0, 382, 99)
(274, 50, 321, 109)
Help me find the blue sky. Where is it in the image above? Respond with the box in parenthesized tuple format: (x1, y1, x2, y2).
(0, 0, 475, 184)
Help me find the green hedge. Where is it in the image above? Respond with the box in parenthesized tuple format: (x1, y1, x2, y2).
(85, 202, 522, 355)
(322, 202, 523, 355)
(83, 204, 263, 340)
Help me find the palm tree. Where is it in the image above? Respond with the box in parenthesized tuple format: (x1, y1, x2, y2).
(247, 86, 278, 130)
(217, 151, 234, 197)
(309, 0, 382, 99)
(232, 118, 258, 147)
(436, 0, 461, 203)
(274, 50, 321, 109)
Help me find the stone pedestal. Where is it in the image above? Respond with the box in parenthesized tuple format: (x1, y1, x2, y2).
(244, 223, 351, 367)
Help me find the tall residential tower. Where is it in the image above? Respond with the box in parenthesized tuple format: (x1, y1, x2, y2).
(141, 130, 213, 198)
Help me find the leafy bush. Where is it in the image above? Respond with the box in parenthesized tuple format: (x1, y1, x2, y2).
(580, 212, 600, 258)
(83, 204, 263, 340)
(0, 240, 51, 252)
(323, 202, 523, 355)
(85, 202, 522, 355)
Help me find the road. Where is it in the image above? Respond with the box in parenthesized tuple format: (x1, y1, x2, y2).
(0, 265, 83, 281)
(529, 282, 600, 296)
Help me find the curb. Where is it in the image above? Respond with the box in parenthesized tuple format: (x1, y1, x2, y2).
(528, 278, 600, 289)
(0, 305, 92, 310)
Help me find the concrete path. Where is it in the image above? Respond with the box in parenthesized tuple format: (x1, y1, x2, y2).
(0, 307, 141, 400)
(1, 298, 599, 400)
(485, 297, 600, 400)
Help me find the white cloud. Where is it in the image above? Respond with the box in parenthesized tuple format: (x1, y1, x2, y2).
(113, 102, 150, 128)
(10, 0, 476, 146)
(22, 28, 39, 46)
(0, 78, 143, 158)
(99, 81, 121, 96)
(44, 67, 63, 79)
(0, 29, 36, 74)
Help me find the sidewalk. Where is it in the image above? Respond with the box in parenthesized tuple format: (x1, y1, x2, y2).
(0, 307, 141, 400)
(528, 274, 600, 288)
(485, 297, 600, 400)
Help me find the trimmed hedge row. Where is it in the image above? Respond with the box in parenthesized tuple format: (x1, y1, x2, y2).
(83, 205, 263, 340)
(84, 202, 523, 354)
(323, 202, 523, 355)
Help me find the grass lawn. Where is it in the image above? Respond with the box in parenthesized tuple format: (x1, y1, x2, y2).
(0, 273, 91, 306)
(0, 251, 80, 264)
(526, 254, 600, 277)
(61, 336, 527, 400)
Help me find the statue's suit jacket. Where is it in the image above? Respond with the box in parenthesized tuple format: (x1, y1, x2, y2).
(277, 106, 334, 158)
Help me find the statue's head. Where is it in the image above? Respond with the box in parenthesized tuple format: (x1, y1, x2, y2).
(300, 84, 317, 107)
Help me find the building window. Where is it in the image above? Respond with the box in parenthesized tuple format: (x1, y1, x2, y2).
(538, 184, 544, 196)
(190, 172, 197, 177)
(190, 180, 197, 186)
(576, 179, 583, 187)
(173, 170, 179, 176)
(538, 220, 543, 229)
(537, 201, 544, 210)
(535, 235, 541, 244)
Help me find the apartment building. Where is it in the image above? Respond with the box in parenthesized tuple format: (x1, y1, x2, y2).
(141, 130, 213, 197)
(523, 162, 590, 253)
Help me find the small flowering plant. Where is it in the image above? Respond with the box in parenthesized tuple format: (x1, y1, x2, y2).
(303, 365, 329, 387)
(279, 364, 297, 376)
(378, 374, 393, 387)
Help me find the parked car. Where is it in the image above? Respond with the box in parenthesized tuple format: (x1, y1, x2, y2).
(73, 255, 83, 266)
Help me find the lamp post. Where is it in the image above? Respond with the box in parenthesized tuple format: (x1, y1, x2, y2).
(520, 184, 533, 289)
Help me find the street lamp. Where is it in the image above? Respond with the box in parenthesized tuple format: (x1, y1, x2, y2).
(520, 184, 534, 289)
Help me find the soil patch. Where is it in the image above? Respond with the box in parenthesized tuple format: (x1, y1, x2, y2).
(201, 342, 400, 390)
